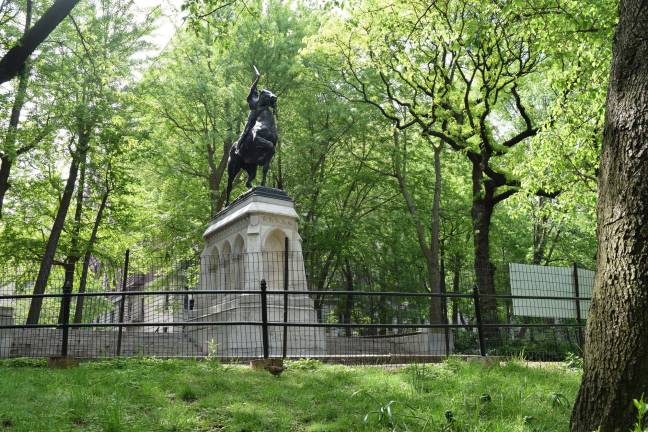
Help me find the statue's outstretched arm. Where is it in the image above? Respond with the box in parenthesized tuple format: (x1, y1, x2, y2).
(247, 66, 261, 109)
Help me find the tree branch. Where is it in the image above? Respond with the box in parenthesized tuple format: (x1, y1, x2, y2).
(503, 85, 538, 147)
(0, 0, 80, 83)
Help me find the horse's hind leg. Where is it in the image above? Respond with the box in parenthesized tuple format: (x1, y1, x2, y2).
(254, 136, 275, 165)
(245, 164, 257, 189)
(261, 161, 270, 186)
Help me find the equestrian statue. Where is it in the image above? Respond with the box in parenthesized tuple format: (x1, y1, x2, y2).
(225, 66, 278, 206)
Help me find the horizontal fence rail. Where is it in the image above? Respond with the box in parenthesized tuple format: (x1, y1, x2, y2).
(0, 250, 592, 362)
(0, 290, 592, 300)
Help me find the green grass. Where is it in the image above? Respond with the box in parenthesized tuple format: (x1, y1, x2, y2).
(0, 357, 580, 431)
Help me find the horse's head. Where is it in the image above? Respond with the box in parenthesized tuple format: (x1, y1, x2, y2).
(258, 89, 277, 109)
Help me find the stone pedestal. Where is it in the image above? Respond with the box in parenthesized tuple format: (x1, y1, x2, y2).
(189, 187, 326, 357)
(0, 282, 14, 358)
(0, 306, 13, 358)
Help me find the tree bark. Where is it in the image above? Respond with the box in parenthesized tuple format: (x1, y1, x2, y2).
(570, 2, 648, 430)
(0, 0, 79, 84)
(27, 128, 90, 324)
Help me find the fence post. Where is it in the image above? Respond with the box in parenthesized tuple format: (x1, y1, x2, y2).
(260, 279, 269, 358)
(116, 249, 129, 356)
(60, 271, 73, 358)
(572, 262, 584, 347)
(472, 284, 486, 356)
(282, 237, 289, 358)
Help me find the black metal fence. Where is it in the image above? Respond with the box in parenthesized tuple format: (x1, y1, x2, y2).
(0, 249, 591, 362)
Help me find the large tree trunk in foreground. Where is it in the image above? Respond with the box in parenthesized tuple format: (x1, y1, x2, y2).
(570, 2, 648, 430)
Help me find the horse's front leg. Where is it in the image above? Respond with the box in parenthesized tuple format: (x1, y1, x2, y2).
(261, 161, 270, 186)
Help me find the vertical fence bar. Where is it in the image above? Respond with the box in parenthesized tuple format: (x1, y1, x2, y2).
(260, 279, 269, 358)
(572, 262, 584, 347)
(282, 237, 289, 358)
(473, 284, 486, 356)
(116, 249, 129, 356)
(59, 271, 73, 357)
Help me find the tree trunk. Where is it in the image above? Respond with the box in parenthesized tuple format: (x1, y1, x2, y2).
(0, 1, 32, 218)
(207, 137, 230, 218)
(74, 189, 109, 323)
(392, 130, 443, 323)
(27, 129, 90, 324)
(570, 2, 648, 431)
(532, 197, 549, 265)
(57, 157, 85, 323)
(0, 155, 11, 217)
(342, 258, 354, 337)
(472, 199, 496, 315)
(451, 253, 461, 325)
(429, 144, 443, 324)
(471, 162, 499, 346)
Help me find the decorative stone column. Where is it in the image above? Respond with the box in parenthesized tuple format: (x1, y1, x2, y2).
(189, 187, 326, 358)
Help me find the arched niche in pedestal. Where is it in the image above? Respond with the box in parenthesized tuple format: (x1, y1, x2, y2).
(232, 234, 245, 290)
(221, 241, 232, 290)
(262, 228, 287, 291)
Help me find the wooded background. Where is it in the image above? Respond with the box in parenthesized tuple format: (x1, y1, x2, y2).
(0, 0, 614, 324)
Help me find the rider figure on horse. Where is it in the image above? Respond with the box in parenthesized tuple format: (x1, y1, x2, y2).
(226, 66, 278, 206)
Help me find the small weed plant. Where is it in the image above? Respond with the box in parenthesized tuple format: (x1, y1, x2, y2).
(206, 338, 219, 362)
(565, 352, 583, 370)
(353, 390, 426, 431)
(633, 396, 648, 432)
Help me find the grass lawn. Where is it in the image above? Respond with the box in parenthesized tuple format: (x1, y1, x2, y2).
(0, 357, 580, 432)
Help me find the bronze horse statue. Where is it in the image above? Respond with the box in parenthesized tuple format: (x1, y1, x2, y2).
(225, 67, 278, 206)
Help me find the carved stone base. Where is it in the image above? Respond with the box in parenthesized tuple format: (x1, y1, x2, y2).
(193, 187, 326, 357)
